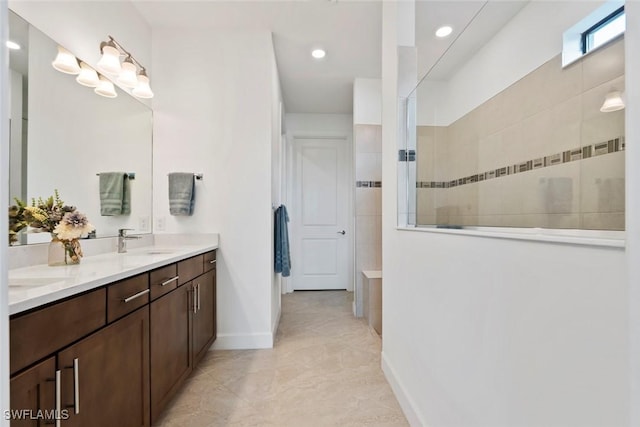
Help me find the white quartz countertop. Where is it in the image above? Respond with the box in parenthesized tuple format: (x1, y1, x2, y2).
(8, 240, 218, 315)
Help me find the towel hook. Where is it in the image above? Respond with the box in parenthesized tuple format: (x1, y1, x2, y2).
(194, 173, 203, 181)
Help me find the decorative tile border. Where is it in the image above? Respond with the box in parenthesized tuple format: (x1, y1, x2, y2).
(356, 181, 382, 188)
(417, 137, 624, 189)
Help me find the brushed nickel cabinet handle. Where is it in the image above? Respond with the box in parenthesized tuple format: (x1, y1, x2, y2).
(73, 358, 80, 414)
(161, 276, 179, 286)
(197, 283, 201, 312)
(55, 369, 61, 427)
(123, 288, 150, 303)
(209, 260, 216, 264)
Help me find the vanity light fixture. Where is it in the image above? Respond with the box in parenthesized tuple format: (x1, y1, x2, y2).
(97, 39, 122, 75)
(435, 26, 453, 38)
(117, 56, 138, 88)
(94, 75, 117, 98)
(98, 36, 154, 98)
(132, 70, 154, 99)
(76, 62, 100, 87)
(600, 90, 625, 112)
(52, 46, 81, 75)
(311, 48, 326, 59)
(6, 40, 20, 50)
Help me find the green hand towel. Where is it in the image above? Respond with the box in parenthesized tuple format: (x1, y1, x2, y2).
(100, 172, 131, 216)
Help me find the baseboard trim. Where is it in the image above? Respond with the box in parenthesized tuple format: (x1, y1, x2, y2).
(212, 332, 274, 350)
(272, 307, 281, 345)
(381, 351, 426, 427)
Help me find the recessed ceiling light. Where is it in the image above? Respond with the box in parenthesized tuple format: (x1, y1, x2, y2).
(311, 49, 326, 59)
(6, 40, 21, 50)
(435, 26, 453, 38)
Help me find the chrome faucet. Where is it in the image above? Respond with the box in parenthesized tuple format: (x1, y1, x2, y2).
(117, 228, 141, 253)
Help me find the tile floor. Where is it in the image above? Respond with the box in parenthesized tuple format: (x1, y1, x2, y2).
(155, 290, 408, 426)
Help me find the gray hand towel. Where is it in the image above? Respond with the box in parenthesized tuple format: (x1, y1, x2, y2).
(169, 173, 195, 216)
(100, 172, 131, 216)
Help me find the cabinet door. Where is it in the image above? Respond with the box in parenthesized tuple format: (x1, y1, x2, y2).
(9, 357, 56, 427)
(150, 283, 193, 424)
(192, 269, 216, 366)
(58, 307, 150, 427)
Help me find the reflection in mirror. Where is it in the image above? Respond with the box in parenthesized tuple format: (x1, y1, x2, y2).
(410, 1, 625, 231)
(8, 10, 153, 245)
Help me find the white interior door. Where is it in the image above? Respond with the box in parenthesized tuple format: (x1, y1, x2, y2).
(291, 137, 349, 290)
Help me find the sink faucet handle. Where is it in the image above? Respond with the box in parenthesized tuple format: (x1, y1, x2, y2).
(118, 228, 134, 237)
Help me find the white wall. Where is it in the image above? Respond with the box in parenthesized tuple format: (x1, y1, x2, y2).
(418, 1, 605, 126)
(353, 78, 381, 125)
(270, 35, 283, 341)
(626, 2, 640, 425)
(382, 2, 631, 426)
(1, 2, 11, 424)
(152, 28, 278, 349)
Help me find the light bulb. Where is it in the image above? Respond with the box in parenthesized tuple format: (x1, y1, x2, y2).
(52, 46, 81, 75)
(97, 42, 121, 75)
(76, 62, 100, 87)
(132, 71, 154, 99)
(117, 57, 138, 88)
(94, 76, 117, 98)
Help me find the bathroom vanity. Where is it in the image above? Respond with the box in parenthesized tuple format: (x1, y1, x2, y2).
(8, 243, 217, 426)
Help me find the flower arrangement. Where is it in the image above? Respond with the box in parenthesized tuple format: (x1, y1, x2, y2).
(8, 190, 94, 265)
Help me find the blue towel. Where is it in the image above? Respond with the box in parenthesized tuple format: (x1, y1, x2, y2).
(274, 205, 291, 277)
(168, 173, 195, 216)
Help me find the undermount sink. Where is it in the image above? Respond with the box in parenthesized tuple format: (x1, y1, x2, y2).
(127, 249, 176, 256)
(9, 277, 64, 288)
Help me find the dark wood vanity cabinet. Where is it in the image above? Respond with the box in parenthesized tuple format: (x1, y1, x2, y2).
(193, 269, 216, 366)
(9, 357, 56, 427)
(150, 283, 193, 423)
(9, 250, 217, 427)
(58, 306, 150, 427)
(150, 251, 217, 424)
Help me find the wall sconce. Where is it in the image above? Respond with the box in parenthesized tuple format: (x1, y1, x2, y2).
(600, 90, 625, 112)
(97, 36, 154, 99)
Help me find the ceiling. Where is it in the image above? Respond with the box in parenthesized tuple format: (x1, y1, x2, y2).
(132, 0, 382, 114)
(132, 1, 529, 114)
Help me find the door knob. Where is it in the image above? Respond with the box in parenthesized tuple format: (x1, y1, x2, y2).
(337, 230, 346, 235)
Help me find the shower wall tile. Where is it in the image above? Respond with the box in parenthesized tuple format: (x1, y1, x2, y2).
(478, 132, 504, 171)
(545, 213, 581, 229)
(549, 96, 582, 153)
(356, 153, 382, 181)
(416, 188, 436, 219)
(415, 37, 624, 230)
(582, 38, 625, 91)
(580, 151, 625, 214)
(477, 178, 503, 216)
(583, 213, 625, 230)
(546, 54, 583, 107)
(356, 215, 382, 245)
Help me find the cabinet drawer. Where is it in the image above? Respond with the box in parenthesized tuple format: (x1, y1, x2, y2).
(177, 255, 203, 286)
(203, 251, 216, 272)
(10, 288, 106, 375)
(150, 264, 179, 300)
(107, 274, 149, 323)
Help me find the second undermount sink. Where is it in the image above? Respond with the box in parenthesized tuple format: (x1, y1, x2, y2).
(126, 248, 176, 256)
(8, 277, 65, 288)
